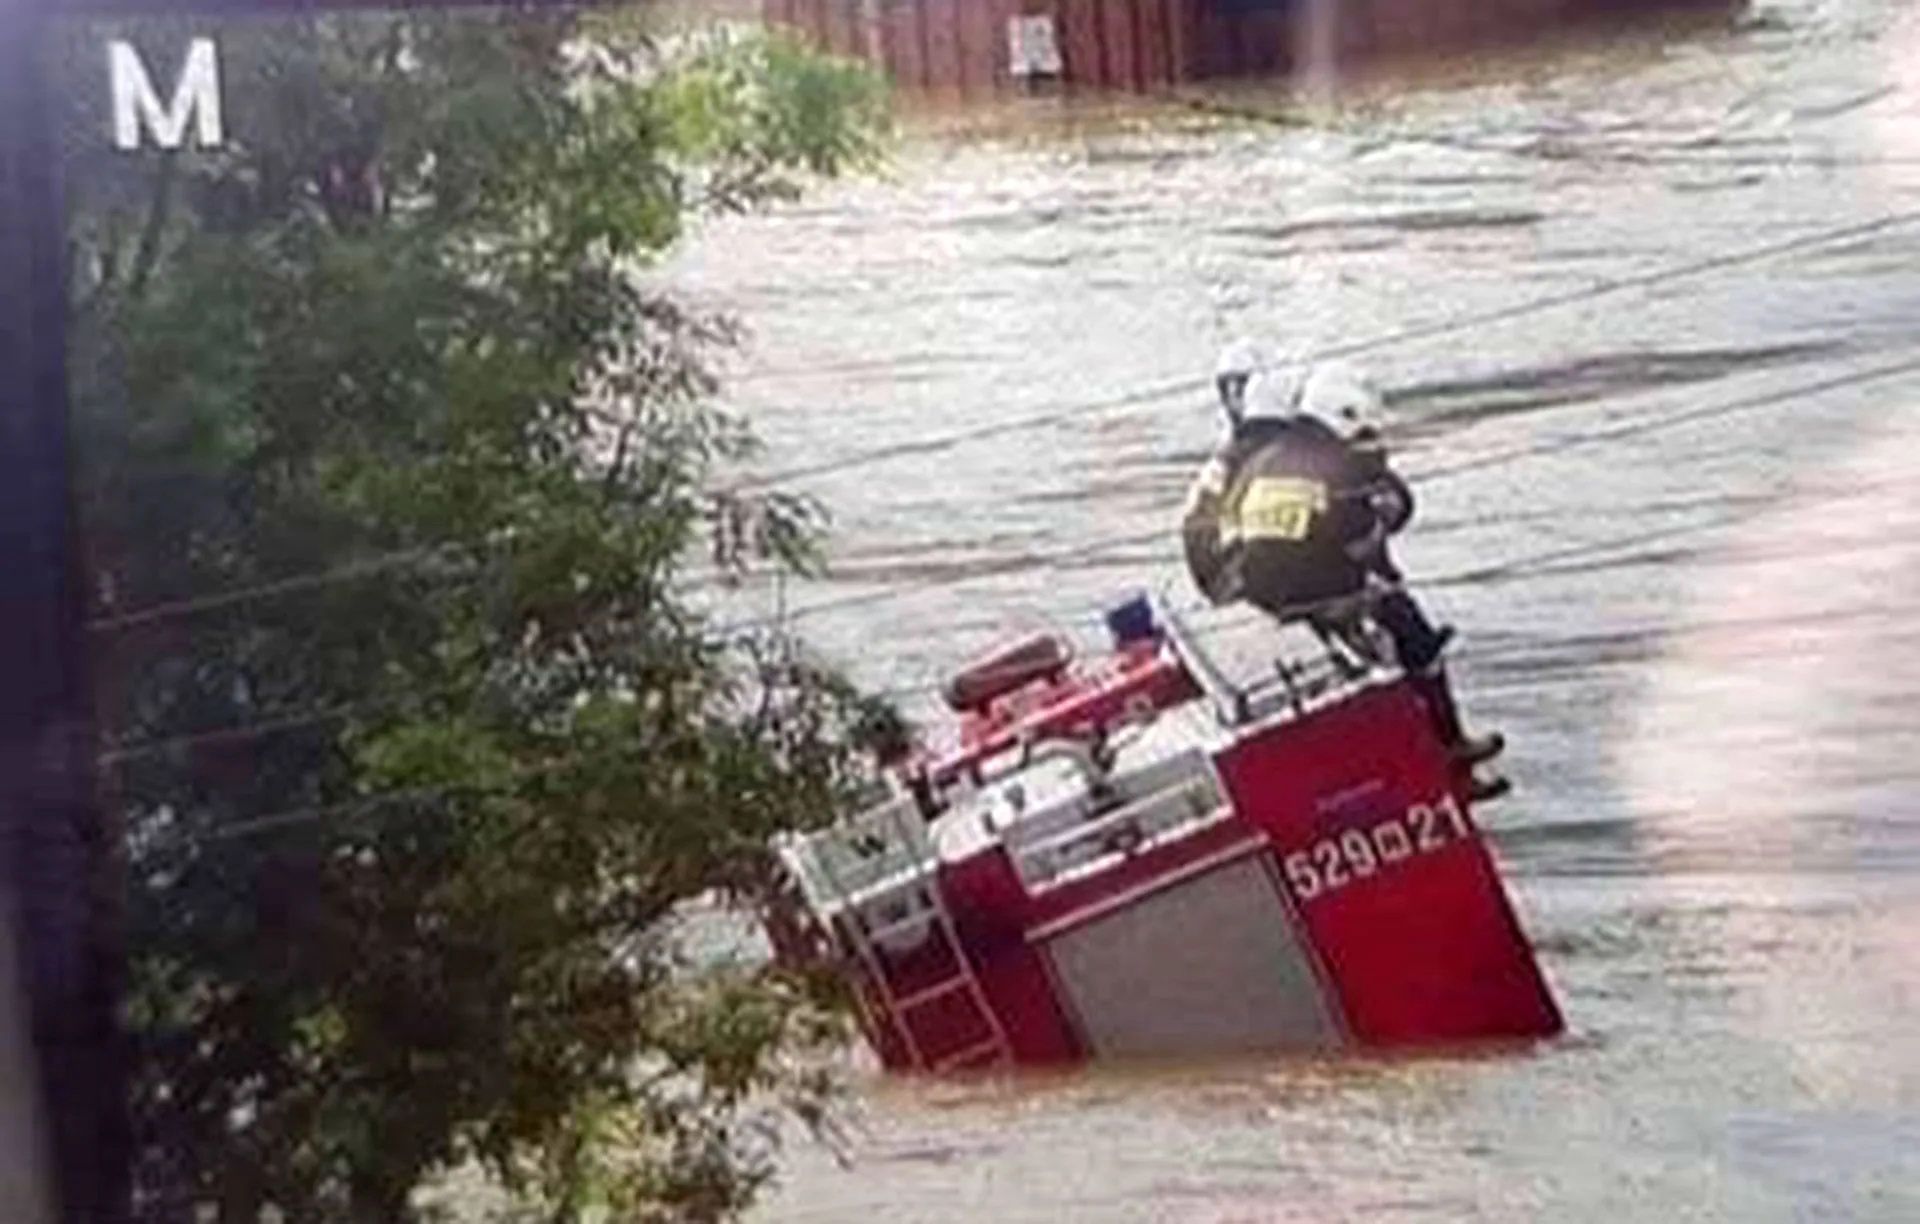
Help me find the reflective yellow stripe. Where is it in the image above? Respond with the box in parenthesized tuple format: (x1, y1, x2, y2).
(1228, 476, 1326, 542)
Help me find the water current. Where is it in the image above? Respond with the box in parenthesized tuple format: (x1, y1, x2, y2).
(661, 1, 1920, 1217)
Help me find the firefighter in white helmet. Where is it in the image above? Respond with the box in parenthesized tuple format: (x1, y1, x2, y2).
(1182, 364, 1506, 791)
(1212, 338, 1265, 436)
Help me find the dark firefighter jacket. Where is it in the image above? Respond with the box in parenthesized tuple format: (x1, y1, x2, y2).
(1181, 416, 1411, 611)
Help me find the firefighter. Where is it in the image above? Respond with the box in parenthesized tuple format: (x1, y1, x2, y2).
(1297, 358, 1413, 576)
(1212, 338, 1264, 437)
(1182, 369, 1507, 792)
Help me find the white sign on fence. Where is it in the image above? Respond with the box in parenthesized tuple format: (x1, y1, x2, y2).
(1007, 15, 1064, 79)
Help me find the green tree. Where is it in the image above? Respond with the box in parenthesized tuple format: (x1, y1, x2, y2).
(59, 11, 890, 1220)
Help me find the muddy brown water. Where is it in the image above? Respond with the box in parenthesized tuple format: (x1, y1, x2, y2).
(653, 2, 1920, 1218)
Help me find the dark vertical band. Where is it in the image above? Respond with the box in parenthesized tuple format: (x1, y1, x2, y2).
(0, 7, 128, 1220)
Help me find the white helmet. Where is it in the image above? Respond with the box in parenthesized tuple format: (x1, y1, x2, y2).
(1214, 338, 1264, 379)
(1213, 339, 1265, 426)
(1299, 360, 1385, 439)
(1241, 367, 1307, 424)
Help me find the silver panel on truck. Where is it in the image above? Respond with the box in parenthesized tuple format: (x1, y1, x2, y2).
(1042, 854, 1343, 1057)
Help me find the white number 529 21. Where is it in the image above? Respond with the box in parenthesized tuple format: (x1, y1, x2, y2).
(1282, 793, 1471, 902)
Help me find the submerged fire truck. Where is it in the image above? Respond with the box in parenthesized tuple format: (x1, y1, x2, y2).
(767, 592, 1563, 1073)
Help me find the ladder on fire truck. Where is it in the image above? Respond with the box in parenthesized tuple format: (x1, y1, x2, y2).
(785, 794, 1012, 1074)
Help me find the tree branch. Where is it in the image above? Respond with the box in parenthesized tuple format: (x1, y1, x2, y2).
(128, 153, 179, 302)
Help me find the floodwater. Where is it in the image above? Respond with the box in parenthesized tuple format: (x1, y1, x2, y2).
(667, 1, 1920, 1219)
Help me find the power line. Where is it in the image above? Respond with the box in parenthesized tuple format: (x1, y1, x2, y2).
(714, 524, 1172, 636)
(80, 208, 1920, 639)
(95, 471, 1703, 766)
(111, 375, 1920, 845)
(101, 345, 1920, 766)
(130, 470, 1911, 780)
(738, 207, 1920, 491)
(868, 478, 1906, 706)
(85, 539, 733, 638)
(144, 569, 1913, 853)
(850, 383, 1920, 702)
(84, 213, 1920, 759)
(1404, 350, 1920, 485)
(133, 784, 481, 854)
(153, 510, 1820, 843)
(861, 512, 1737, 704)
(128, 459, 1920, 847)
(1462, 602, 1906, 682)
(86, 545, 453, 635)
(97, 702, 368, 769)
(750, 348, 1920, 631)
